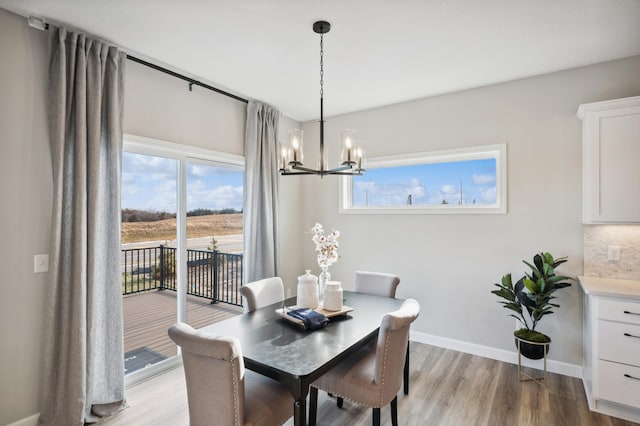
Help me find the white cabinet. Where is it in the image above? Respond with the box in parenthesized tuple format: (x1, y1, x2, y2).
(580, 276, 640, 423)
(577, 96, 640, 224)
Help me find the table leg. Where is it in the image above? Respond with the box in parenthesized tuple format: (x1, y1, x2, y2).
(294, 399, 306, 426)
(291, 380, 310, 426)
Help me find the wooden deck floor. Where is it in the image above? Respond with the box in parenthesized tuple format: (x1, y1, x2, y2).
(123, 291, 243, 359)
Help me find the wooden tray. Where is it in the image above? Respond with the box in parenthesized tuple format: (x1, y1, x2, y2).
(275, 305, 353, 327)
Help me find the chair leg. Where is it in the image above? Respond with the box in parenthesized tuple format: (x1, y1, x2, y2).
(372, 407, 381, 426)
(404, 340, 410, 395)
(309, 387, 318, 426)
(337, 396, 344, 408)
(391, 396, 398, 426)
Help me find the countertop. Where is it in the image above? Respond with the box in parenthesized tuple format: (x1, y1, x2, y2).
(578, 275, 640, 300)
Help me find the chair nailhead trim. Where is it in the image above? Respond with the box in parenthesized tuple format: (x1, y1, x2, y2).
(231, 358, 239, 426)
(380, 333, 390, 407)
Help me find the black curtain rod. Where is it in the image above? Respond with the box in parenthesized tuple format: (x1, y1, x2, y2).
(126, 55, 249, 104)
(32, 19, 248, 104)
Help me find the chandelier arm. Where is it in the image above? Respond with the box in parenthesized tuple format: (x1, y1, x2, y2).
(281, 169, 318, 175)
(326, 170, 365, 176)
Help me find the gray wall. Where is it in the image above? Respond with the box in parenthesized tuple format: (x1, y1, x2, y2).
(293, 55, 640, 367)
(0, 9, 50, 425)
(124, 59, 246, 154)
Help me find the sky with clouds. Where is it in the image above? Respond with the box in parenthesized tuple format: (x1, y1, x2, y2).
(352, 158, 497, 206)
(122, 153, 495, 212)
(121, 152, 244, 213)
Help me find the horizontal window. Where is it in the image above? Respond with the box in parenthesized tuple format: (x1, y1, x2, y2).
(340, 143, 506, 214)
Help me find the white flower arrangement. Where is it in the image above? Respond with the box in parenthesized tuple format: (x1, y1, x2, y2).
(311, 223, 340, 269)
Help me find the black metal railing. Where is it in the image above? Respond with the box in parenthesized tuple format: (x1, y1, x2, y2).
(121, 245, 243, 306)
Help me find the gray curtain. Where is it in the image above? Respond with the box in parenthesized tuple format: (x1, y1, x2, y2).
(244, 101, 280, 282)
(39, 27, 126, 425)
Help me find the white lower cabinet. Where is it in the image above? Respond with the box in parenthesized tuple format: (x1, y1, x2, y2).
(582, 287, 640, 423)
(597, 361, 640, 408)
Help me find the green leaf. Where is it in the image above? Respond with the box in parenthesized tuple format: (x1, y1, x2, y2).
(543, 263, 554, 277)
(514, 277, 525, 294)
(534, 253, 545, 271)
(504, 304, 523, 314)
(538, 278, 546, 293)
(547, 275, 568, 284)
(552, 256, 568, 268)
(523, 260, 541, 280)
(501, 274, 513, 290)
(553, 282, 572, 289)
(523, 278, 537, 293)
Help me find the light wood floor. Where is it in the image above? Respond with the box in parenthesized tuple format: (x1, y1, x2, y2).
(99, 342, 638, 426)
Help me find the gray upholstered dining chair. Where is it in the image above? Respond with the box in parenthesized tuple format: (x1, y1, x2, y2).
(354, 271, 401, 298)
(309, 298, 420, 426)
(240, 276, 285, 313)
(350, 270, 409, 401)
(168, 322, 293, 426)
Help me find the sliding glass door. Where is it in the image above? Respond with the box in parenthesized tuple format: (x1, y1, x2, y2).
(120, 135, 245, 381)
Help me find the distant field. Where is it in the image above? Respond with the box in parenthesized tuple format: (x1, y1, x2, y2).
(121, 213, 243, 244)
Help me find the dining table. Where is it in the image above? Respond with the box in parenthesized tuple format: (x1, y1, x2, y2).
(199, 290, 406, 426)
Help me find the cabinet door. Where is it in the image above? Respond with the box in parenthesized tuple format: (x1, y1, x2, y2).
(597, 360, 640, 409)
(579, 97, 640, 223)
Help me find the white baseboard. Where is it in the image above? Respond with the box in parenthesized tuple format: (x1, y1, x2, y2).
(7, 413, 39, 426)
(410, 330, 583, 378)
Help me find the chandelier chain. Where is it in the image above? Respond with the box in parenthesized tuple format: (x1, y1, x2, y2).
(320, 33, 324, 98)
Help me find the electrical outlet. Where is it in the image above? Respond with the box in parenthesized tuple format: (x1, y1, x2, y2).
(607, 245, 621, 262)
(287, 288, 292, 298)
(34, 254, 49, 273)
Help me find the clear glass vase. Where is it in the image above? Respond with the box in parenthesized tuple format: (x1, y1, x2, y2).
(318, 267, 331, 307)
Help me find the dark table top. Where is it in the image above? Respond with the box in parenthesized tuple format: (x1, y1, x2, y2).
(199, 291, 405, 380)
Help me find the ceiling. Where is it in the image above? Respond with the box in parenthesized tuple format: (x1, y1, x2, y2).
(1, 0, 639, 122)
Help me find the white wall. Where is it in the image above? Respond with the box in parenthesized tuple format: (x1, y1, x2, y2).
(0, 9, 50, 425)
(292, 56, 640, 368)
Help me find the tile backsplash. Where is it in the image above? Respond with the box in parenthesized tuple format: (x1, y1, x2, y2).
(584, 225, 640, 280)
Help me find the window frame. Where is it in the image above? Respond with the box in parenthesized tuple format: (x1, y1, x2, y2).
(124, 134, 245, 170)
(339, 143, 507, 214)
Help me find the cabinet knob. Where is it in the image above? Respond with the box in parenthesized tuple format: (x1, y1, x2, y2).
(624, 373, 640, 381)
(623, 310, 640, 316)
(623, 332, 640, 339)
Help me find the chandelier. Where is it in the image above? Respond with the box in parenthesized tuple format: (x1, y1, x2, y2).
(279, 21, 365, 177)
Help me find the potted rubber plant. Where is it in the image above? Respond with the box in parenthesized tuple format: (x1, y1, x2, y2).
(491, 252, 573, 359)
